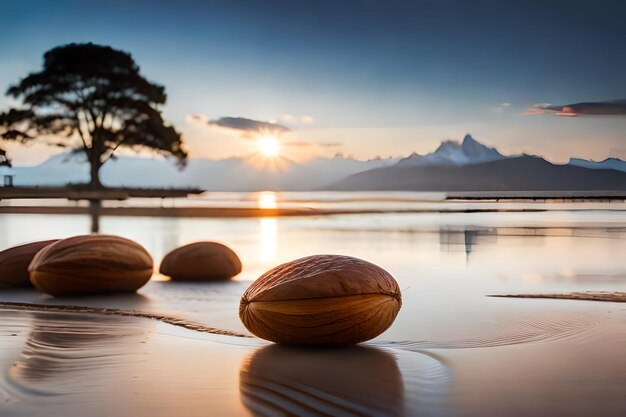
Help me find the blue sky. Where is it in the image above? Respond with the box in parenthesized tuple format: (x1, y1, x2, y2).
(1, 0, 625, 163)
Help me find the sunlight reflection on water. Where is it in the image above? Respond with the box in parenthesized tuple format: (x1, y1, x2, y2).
(0, 192, 625, 342)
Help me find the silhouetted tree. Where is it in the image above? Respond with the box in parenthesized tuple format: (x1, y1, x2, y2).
(0, 43, 187, 188)
(0, 147, 10, 167)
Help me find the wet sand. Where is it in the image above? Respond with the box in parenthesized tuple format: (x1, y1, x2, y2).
(0, 301, 250, 337)
(0, 299, 624, 417)
(490, 291, 626, 302)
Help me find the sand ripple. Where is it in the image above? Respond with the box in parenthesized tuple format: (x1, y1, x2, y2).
(377, 313, 600, 350)
(0, 301, 249, 337)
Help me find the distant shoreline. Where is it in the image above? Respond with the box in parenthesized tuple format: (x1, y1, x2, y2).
(1, 188, 624, 218)
(0, 186, 203, 200)
(0, 205, 553, 218)
(445, 190, 626, 200)
(1, 187, 624, 201)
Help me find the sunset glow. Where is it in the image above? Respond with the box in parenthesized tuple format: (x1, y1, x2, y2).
(257, 191, 277, 209)
(257, 136, 280, 157)
(0, 3, 624, 417)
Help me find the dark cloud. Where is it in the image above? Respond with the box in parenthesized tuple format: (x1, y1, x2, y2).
(525, 100, 626, 117)
(208, 116, 290, 133)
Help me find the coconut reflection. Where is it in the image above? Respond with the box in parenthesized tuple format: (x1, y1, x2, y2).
(239, 344, 405, 417)
(7, 311, 151, 396)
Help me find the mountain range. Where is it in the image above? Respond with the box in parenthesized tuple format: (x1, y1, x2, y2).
(1, 151, 399, 191)
(568, 157, 626, 172)
(331, 155, 626, 191)
(2, 135, 625, 191)
(332, 135, 626, 191)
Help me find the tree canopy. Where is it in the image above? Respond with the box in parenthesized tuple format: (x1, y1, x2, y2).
(0, 43, 187, 187)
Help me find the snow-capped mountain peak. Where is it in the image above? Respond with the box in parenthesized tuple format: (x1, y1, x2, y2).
(396, 134, 506, 167)
(568, 157, 626, 172)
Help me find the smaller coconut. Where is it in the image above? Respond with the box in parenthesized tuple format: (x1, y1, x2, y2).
(29, 235, 153, 296)
(0, 240, 59, 287)
(159, 241, 242, 281)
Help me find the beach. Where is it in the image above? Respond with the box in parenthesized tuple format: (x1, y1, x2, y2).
(1, 192, 625, 416)
(2, 2, 626, 415)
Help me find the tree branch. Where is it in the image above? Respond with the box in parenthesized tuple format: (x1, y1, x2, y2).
(74, 115, 92, 159)
(101, 136, 126, 164)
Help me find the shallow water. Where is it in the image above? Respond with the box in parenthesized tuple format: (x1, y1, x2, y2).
(0, 309, 456, 417)
(0, 307, 623, 417)
(1, 192, 624, 340)
(0, 192, 625, 416)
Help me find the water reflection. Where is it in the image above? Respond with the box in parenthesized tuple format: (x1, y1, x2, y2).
(240, 345, 405, 417)
(1, 199, 624, 345)
(258, 218, 277, 264)
(256, 191, 277, 209)
(438, 227, 498, 262)
(6, 311, 151, 397)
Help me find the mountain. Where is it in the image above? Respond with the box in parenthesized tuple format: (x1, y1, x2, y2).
(7, 136, 626, 192)
(568, 157, 626, 172)
(7, 152, 399, 191)
(331, 155, 626, 191)
(396, 134, 507, 167)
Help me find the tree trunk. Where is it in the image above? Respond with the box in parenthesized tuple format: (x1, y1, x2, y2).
(89, 154, 103, 189)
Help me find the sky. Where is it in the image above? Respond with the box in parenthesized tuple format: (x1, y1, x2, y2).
(1, 0, 625, 164)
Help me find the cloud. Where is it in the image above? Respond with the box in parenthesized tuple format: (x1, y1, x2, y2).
(491, 102, 511, 114)
(188, 114, 316, 137)
(524, 100, 626, 117)
(207, 116, 290, 133)
(278, 114, 315, 125)
(279, 140, 343, 148)
(282, 140, 311, 147)
(185, 114, 329, 153)
(300, 115, 315, 124)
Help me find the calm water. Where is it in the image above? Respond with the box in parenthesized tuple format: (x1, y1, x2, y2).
(1, 191, 624, 340)
(1, 192, 625, 416)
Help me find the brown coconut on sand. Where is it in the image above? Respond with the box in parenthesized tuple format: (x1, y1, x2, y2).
(0, 240, 59, 287)
(160, 241, 242, 281)
(29, 235, 153, 297)
(239, 254, 402, 345)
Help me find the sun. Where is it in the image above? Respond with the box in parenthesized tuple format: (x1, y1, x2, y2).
(257, 136, 280, 157)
